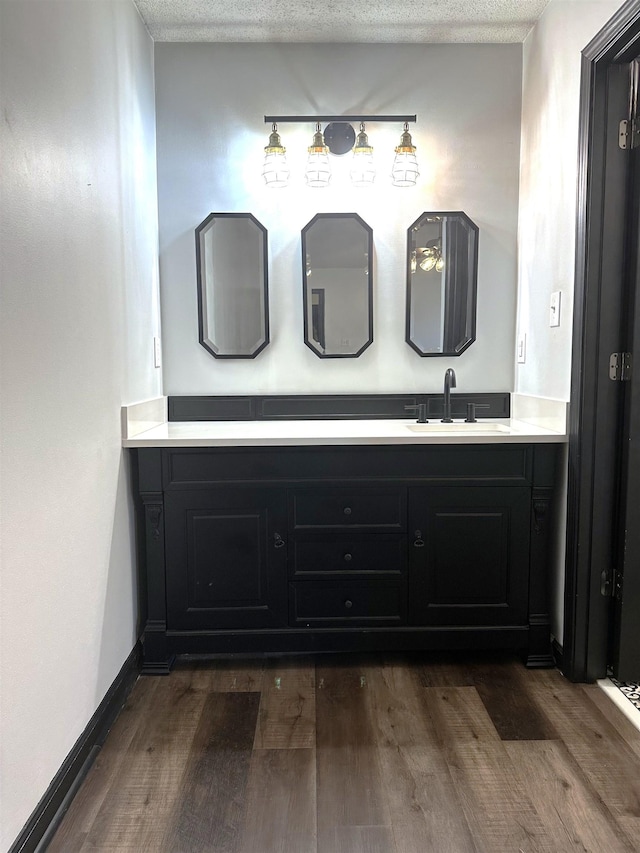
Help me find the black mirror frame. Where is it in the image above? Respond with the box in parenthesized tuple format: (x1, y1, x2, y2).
(301, 212, 374, 359)
(195, 212, 270, 359)
(405, 210, 479, 357)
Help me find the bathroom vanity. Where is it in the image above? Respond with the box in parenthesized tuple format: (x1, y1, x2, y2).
(125, 395, 566, 673)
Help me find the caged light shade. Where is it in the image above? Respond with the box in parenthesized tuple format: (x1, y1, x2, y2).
(392, 122, 419, 187)
(262, 123, 289, 188)
(350, 123, 376, 187)
(305, 123, 331, 187)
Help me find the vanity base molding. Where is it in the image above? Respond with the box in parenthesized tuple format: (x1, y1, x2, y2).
(134, 444, 559, 673)
(142, 627, 537, 674)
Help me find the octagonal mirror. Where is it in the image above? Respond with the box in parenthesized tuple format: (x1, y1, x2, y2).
(406, 211, 478, 356)
(195, 212, 269, 358)
(302, 213, 373, 358)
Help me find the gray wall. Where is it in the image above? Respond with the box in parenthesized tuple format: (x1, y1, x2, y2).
(155, 43, 522, 395)
(0, 1, 161, 845)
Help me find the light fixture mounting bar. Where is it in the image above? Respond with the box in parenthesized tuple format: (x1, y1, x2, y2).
(264, 115, 416, 124)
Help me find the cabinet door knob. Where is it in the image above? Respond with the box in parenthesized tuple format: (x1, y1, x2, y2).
(413, 530, 425, 548)
(343, 506, 352, 515)
(344, 599, 353, 609)
(344, 552, 353, 562)
(274, 533, 285, 549)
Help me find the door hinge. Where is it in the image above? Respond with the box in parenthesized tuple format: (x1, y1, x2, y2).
(601, 567, 623, 599)
(619, 118, 640, 149)
(609, 352, 632, 381)
(614, 569, 623, 601)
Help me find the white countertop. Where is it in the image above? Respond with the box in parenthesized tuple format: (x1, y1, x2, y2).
(122, 417, 567, 448)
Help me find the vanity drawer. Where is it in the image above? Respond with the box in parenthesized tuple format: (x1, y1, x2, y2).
(291, 535, 406, 578)
(290, 488, 405, 531)
(289, 581, 406, 625)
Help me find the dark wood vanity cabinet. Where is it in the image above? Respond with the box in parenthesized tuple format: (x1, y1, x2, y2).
(135, 443, 559, 673)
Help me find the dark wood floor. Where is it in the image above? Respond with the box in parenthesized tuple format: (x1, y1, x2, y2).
(48, 653, 640, 852)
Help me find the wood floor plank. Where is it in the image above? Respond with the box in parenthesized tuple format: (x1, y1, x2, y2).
(528, 669, 640, 835)
(161, 691, 260, 853)
(47, 677, 160, 853)
(253, 657, 315, 749)
(316, 659, 392, 849)
(505, 740, 637, 852)
(415, 650, 479, 687)
(236, 748, 316, 853)
(173, 658, 265, 693)
(320, 825, 396, 853)
(424, 686, 559, 852)
(365, 659, 478, 853)
(472, 658, 558, 740)
(78, 675, 209, 852)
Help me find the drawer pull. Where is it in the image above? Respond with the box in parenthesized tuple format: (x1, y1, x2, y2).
(413, 530, 425, 548)
(344, 599, 353, 609)
(343, 506, 352, 516)
(344, 553, 353, 562)
(274, 533, 286, 549)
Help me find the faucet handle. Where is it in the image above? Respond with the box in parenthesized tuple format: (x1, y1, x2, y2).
(405, 403, 428, 424)
(465, 403, 490, 423)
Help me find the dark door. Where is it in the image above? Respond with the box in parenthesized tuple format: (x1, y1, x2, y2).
(613, 58, 640, 681)
(565, 12, 640, 682)
(164, 487, 288, 630)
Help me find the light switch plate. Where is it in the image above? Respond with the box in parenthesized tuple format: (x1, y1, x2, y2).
(153, 336, 162, 368)
(550, 292, 561, 327)
(517, 333, 526, 363)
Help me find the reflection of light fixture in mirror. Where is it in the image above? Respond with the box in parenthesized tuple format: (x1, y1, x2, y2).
(262, 123, 289, 188)
(306, 122, 331, 187)
(413, 242, 444, 273)
(350, 123, 376, 186)
(392, 122, 419, 187)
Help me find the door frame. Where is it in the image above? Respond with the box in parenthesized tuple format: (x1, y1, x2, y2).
(563, 0, 640, 682)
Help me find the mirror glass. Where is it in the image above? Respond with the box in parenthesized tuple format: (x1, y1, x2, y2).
(406, 212, 478, 356)
(195, 213, 269, 358)
(302, 213, 373, 358)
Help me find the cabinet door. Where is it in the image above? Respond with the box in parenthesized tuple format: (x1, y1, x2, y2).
(164, 488, 288, 630)
(408, 486, 531, 627)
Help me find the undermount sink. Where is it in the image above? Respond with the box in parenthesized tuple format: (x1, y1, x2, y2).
(406, 422, 511, 433)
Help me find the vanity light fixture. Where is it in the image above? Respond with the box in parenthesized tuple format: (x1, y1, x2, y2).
(305, 122, 331, 187)
(263, 114, 417, 187)
(262, 122, 289, 188)
(392, 122, 420, 187)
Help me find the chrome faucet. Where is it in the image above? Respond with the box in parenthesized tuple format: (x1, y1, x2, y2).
(442, 368, 457, 423)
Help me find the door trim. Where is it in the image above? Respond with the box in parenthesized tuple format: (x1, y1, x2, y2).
(564, 0, 640, 682)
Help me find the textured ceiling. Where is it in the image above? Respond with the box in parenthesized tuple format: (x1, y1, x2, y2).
(133, 0, 551, 43)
